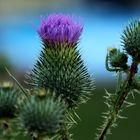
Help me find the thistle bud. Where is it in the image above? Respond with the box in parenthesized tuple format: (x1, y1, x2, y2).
(108, 48, 128, 70)
(19, 95, 65, 137)
(122, 19, 140, 61)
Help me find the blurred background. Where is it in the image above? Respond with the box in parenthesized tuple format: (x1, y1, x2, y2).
(0, 0, 140, 139)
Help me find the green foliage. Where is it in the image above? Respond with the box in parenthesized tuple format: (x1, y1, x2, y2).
(27, 45, 94, 108)
(122, 19, 140, 61)
(18, 94, 66, 138)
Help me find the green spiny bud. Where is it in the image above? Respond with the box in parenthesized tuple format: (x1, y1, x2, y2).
(131, 74, 140, 90)
(27, 46, 94, 108)
(122, 19, 140, 61)
(108, 48, 128, 70)
(19, 95, 65, 137)
(0, 82, 19, 119)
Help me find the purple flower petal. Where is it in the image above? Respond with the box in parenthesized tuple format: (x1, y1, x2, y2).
(38, 14, 83, 46)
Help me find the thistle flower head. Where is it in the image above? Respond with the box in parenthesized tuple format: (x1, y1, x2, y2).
(19, 95, 65, 137)
(122, 19, 140, 61)
(38, 14, 83, 46)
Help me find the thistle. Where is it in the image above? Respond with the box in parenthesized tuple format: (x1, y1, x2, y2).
(122, 19, 140, 61)
(27, 14, 94, 108)
(18, 93, 66, 139)
(96, 19, 140, 140)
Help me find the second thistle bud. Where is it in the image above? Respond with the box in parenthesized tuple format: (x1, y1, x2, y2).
(19, 95, 66, 138)
(108, 48, 128, 70)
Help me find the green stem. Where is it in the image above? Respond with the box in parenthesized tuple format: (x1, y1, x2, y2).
(98, 61, 138, 140)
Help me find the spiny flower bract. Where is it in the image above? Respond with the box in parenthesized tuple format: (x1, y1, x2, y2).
(19, 95, 65, 136)
(27, 46, 94, 108)
(38, 14, 83, 46)
(27, 13, 94, 109)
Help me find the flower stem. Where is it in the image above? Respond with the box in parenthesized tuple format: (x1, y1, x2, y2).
(98, 61, 138, 140)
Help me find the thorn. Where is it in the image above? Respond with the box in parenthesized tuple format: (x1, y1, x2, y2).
(124, 101, 136, 108)
(117, 115, 127, 119)
(103, 95, 109, 99)
(74, 111, 81, 121)
(102, 111, 110, 115)
(97, 128, 103, 131)
(104, 89, 111, 96)
(68, 113, 77, 125)
(134, 89, 140, 95)
(101, 115, 108, 119)
(112, 123, 118, 128)
(130, 91, 135, 99)
(104, 101, 111, 108)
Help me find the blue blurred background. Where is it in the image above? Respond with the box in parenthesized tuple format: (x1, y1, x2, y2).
(0, 0, 140, 79)
(0, 0, 140, 140)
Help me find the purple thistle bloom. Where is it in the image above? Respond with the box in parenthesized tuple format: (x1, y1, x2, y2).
(37, 14, 83, 46)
